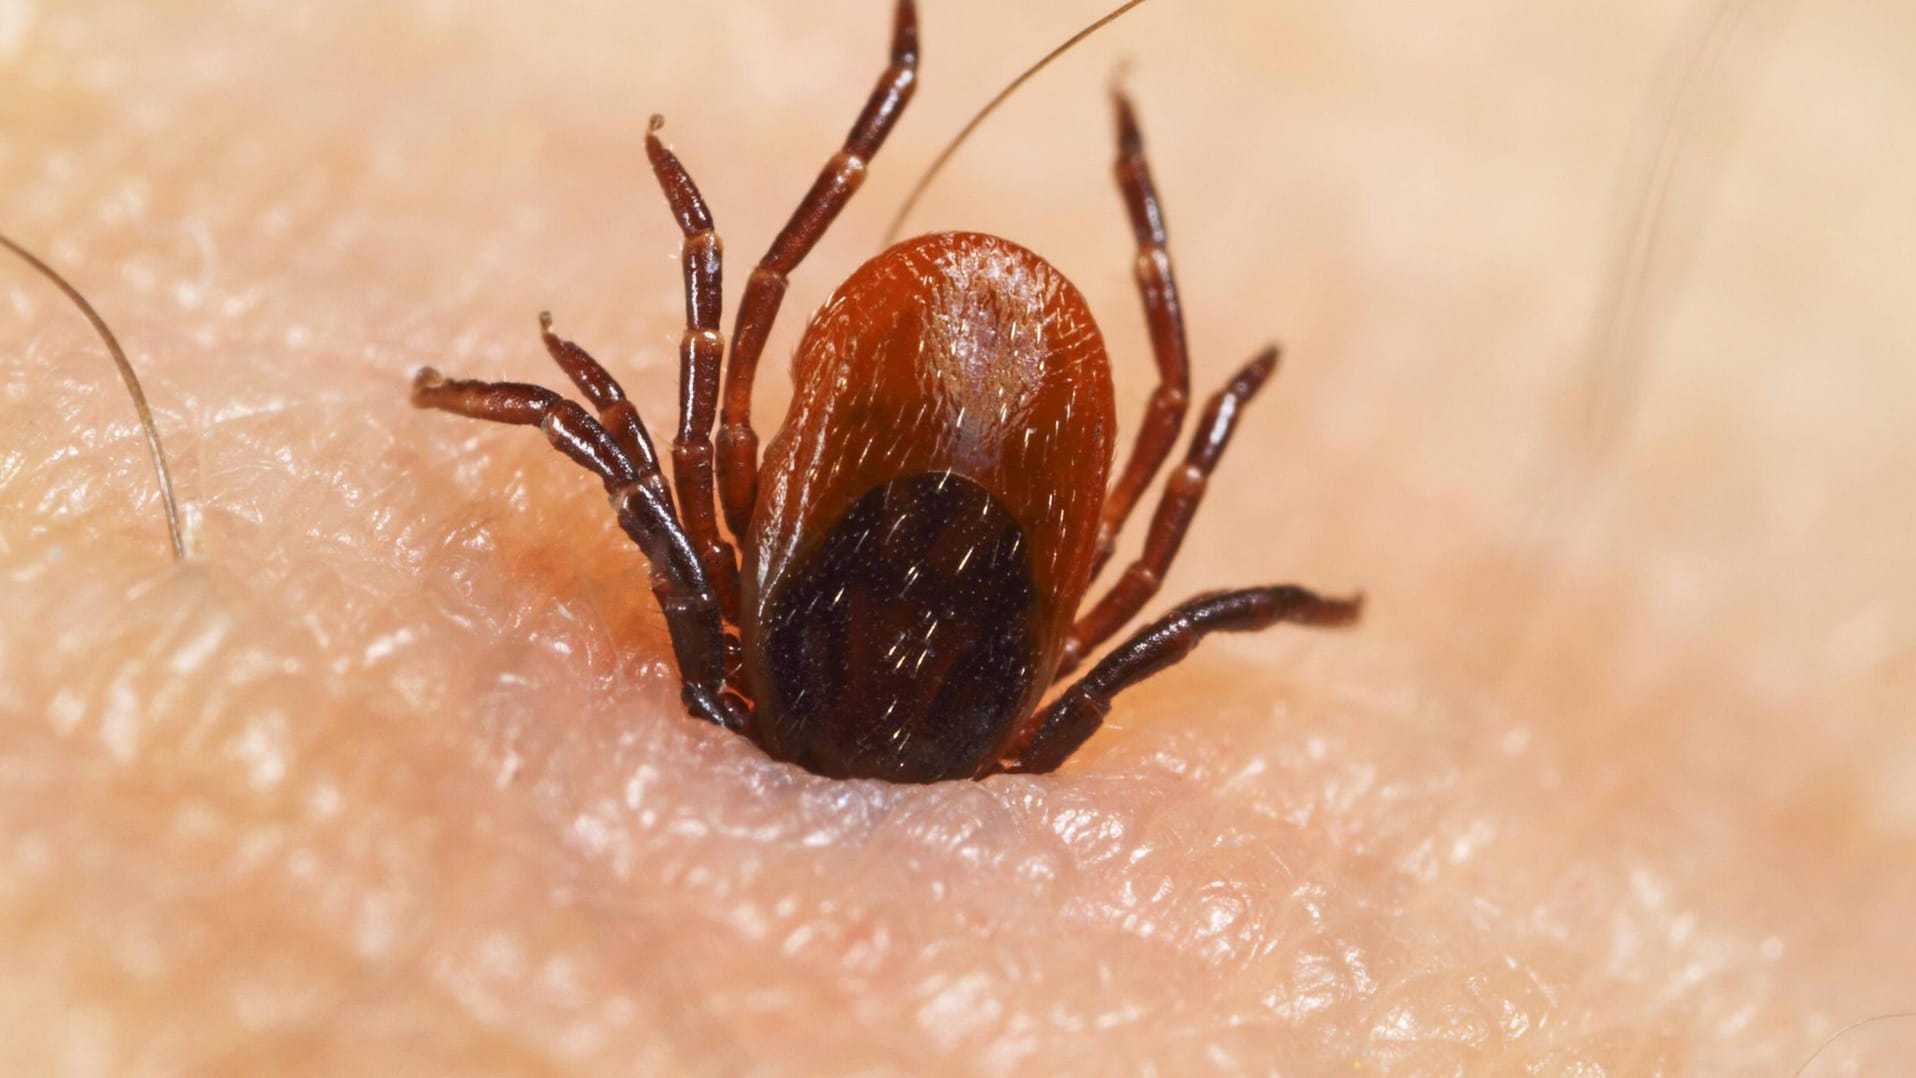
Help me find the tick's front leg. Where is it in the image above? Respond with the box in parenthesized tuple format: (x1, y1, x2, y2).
(1004, 584, 1361, 775)
(411, 365, 750, 733)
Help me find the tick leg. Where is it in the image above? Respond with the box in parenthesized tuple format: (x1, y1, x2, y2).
(1057, 346, 1280, 679)
(534, 315, 677, 524)
(411, 368, 751, 733)
(1091, 87, 1193, 580)
(1000, 586, 1362, 776)
(642, 117, 741, 620)
(716, 0, 919, 539)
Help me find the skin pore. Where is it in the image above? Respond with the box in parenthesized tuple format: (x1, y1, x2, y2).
(3, 0, 1914, 1072)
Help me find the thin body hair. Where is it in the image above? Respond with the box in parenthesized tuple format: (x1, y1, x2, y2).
(886, 0, 1158, 243)
(1, 230, 187, 561)
(1572, 0, 1785, 468)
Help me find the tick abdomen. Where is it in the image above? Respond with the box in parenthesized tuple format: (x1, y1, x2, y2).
(745, 233, 1117, 780)
(755, 472, 1034, 781)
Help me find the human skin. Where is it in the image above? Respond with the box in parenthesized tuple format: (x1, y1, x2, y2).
(3, 0, 1914, 1073)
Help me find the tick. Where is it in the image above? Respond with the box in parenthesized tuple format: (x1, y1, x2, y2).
(411, 0, 1362, 782)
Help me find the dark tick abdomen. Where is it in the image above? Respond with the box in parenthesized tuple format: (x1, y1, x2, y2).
(756, 473, 1037, 781)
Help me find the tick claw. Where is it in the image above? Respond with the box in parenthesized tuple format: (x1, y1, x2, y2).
(410, 367, 446, 400)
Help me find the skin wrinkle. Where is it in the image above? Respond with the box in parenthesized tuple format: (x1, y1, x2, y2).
(1, 0, 1914, 1074)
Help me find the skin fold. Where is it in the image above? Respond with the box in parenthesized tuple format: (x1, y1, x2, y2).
(2, 0, 1913, 1072)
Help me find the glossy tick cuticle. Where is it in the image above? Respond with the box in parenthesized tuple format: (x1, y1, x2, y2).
(410, 0, 1363, 783)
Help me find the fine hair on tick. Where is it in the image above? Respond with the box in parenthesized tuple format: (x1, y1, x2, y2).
(410, 0, 1362, 782)
(1, 230, 187, 561)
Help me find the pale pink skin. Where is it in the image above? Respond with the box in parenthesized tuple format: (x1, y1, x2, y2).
(3, 0, 1914, 1073)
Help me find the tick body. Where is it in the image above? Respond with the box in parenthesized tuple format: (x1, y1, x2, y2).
(411, 0, 1361, 782)
(750, 235, 1113, 780)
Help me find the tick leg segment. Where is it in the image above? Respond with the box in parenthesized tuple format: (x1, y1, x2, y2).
(644, 118, 741, 620)
(536, 314, 678, 531)
(411, 367, 750, 732)
(1003, 586, 1362, 776)
(716, 0, 919, 539)
(1057, 346, 1281, 679)
(1091, 88, 1193, 581)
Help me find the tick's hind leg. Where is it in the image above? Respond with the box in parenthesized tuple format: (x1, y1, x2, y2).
(1093, 87, 1193, 579)
(716, 0, 919, 538)
(1000, 586, 1362, 776)
(1057, 346, 1282, 678)
(410, 366, 749, 733)
(643, 118, 739, 620)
